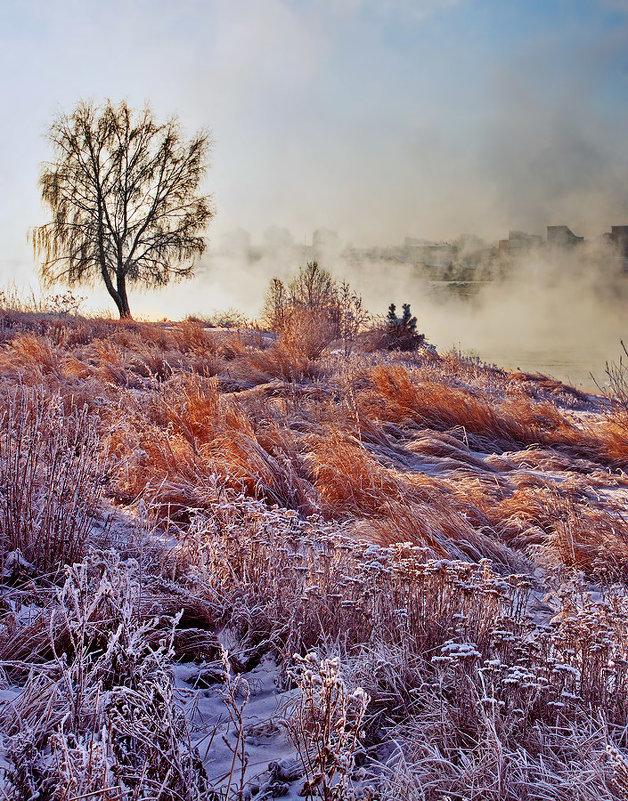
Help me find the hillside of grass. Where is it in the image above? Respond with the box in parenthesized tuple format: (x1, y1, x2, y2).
(0, 303, 627, 799)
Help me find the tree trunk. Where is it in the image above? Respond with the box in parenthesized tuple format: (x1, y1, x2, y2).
(99, 268, 126, 319)
(97, 215, 130, 319)
(116, 271, 132, 319)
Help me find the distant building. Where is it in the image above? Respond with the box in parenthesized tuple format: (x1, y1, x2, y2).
(262, 226, 294, 251)
(610, 226, 628, 258)
(606, 226, 628, 272)
(547, 225, 584, 247)
(312, 228, 340, 254)
(424, 244, 456, 268)
(499, 230, 543, 255)
(403, 239, 456, 268)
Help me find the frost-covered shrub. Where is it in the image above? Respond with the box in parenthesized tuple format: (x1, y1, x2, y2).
(1, 551, 210, 800)
(0, 386, 105, 575)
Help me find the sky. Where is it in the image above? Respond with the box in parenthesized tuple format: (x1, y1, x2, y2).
(1, 0, 628, 316)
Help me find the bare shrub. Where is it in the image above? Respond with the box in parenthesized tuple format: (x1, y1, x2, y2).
(337, 280, 370, 357)
(279, 306, 337, 360)
(262, 276, 289, 331)
(262, 263, 357, 361)
(204, 308, 251, 329)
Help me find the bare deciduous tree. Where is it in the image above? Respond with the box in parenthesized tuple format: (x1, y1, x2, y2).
(288, 261, 337, 311)
(262, 262, 341, 334)
(262, 277, 289, 331)
(337, 280, 370, 356)
(32, 100, 213, 318)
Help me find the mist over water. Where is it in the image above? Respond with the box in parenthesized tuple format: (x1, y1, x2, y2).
(418, 245, 628, 389)
(116, 229, 626, 391)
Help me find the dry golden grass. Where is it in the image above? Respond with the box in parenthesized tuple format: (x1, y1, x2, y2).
(363, 363, 628, 471)
(0, 310, 626, 575)
(587, 412, 628, 464)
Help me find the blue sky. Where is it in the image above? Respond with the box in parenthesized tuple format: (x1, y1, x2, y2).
(0, 0, 627, 310)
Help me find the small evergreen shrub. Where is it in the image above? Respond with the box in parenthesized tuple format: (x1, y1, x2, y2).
(376, 302, 425, 351)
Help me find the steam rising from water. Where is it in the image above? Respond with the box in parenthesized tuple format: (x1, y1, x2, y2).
(118, 230, 626, 389)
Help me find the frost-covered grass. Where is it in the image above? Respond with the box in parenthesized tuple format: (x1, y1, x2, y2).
(0, 385, 105, 575)
(0, 307, 627, 797)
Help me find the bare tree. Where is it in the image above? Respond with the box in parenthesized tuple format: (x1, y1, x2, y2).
(262, 277, 289, 332)
(32, 100, 213, 318)
(262, 263, 341, 335)
(289, 261, 337, 311)
(337, 280, 370, 356)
